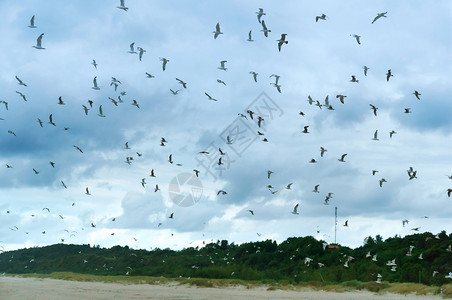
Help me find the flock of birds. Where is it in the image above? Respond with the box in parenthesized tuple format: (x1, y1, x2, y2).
(1, 0, 451, 280)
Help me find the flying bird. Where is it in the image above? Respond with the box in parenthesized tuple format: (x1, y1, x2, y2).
(344, 220, 349, 227)
(256, 8, 266, 23)
(386, 69, 393, 81)
(205, 92, 218, 101)
(61, 181, 67, 189)
(350, 34, 361, 45)
(16, 91, 27, 101)
(291, 203, 299, 215)
(389, 130, 397, 138)
(37, 118, 43, 127)
(85, 187, 91, 195)
(117, 0, 128, 11)
(338, 154, 347, 162)
(33, 168, 39, 174)
(248, 210, 254, 215)
(372, 12, 387, 24)
(302, 126, 309, 133)
(277, 34, 288, 52)
(260, 20, 271, 37)
(379, 178, 387, 187)
(97, 105, 106, 117)
(249, 71, 258, 82)
(267, 170, 273, 179)
(73, 145, 83, 153)
(176, 78, 187, 88)
(363, 66, 370, 76)
(154, 184, 160, 192)
(316, 14, 327, 22)
(370, 104, 378, 116)
(447, 189, 452, 197)
(313, 184, 320, 193)
(137, 47, 146, 61)
(247, 30, 254, 42)
(404, 108, 412, 114)
(33, 33, 45, 49)
(160, 57, 169, 71)
(217, 79, 226, 86)
(91, 59, 97, 69)
(320, 147, 327, 157)
(413, 90, 421, 100)
(15, 76, 27, 87)
(82, 105, 89, 115)
(145, 72, 155, 78)
(213, 23, 223, 39)
(372, 130, 379, 141)
(28, 15, 37, 28)
(128, 42, 137, 54)
(350, 75, 359, 83)
(217, 60, 227, 71)
(336, 95, 347, 104)
(92, 76, 100, 90)
(8, 130, 16, 136)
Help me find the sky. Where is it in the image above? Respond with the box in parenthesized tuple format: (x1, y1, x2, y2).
(0, 0, 451, 253)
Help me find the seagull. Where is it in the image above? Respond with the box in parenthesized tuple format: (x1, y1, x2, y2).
(389, 130, 397, 138)
(33, 168, 39, 174)
(61, 181, 67, 189)
(1, 101, 8, 110)
(154, 184, 160, 192)
(48, 114, 56, 126)
(447, 189, 452, 197)
(49, 161, 55, 168)
(338, 154, 347, 162)
(176, 78, 187, 88)
(33, 33, 45, 49)
(302, 126, 309, 133)
(160, 57, 169, 71)
(267, 170, 273, 179)
(379, 178, 387, 187)
(170, 89, 181, 95)
(411, 227, 420, 231)
(28, 15, 37, 28)
(137, 47, 146, 61)
(316, 14, 327, 22)
(169, 212, 174, 219)
(372, 12, 387, 24)
(124, 142, 130, 149)
(226, 136, 233, 144)
(217, 79, 226, 86)
(82, 105, 89, 115)
(309, 158, 317, 163)
(404, 108, 412, 114)
(350, 75, 359, 83)
(247, 30, 254, 42)
(92, 76, 100, 90)
(313, 184, 320, 193)
(343, 220, 349, 227)
(73, 145, 83, 153)
(350, 34, 361, 45)
(205, 92, 217, 101)
(91, 59, 97, 69)
(260, 20, 271, 37)
(150, 169, 156, 177)
(286, 183, 293, 189)
(8, 130, 16, 136)
(336, 95, 347, 104)
(370, 104, 378, 116)
(117, 0, 128, 11)
(363, 66, 370, 76)
(128, 42, 137, 54)
(386, 69, 393, 81)
(131, 100, 140, 108)
(193, 169, 200, 177)
(145, 72, 155, 78)
(413, 90, 421, 100)
(320, 147, 327, 157)
(277, 34, 288, 52)
(16, 91, 27, 101)
(15, 76, 27, 87)
(217, 60, 227, 71)
(249, 72, 258, 82)
(37, 118, 43, 127)
(217, 190, 227, 195)
(372, 130, 379, 141)
(213, 23, 223, 39)
(85, 187, 91, 195)
(372, 170, 379, 176)
(256, 8, 266, 23)
(270, 74, 280, 85)
(248, 210, 254, 215)
(97, 105, 106, 117)
(291, 203, 299, 215)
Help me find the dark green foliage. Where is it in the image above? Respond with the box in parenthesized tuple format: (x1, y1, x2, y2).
(0, 232, 451, 285)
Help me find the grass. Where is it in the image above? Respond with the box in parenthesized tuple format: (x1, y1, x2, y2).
(6, 272, 452, 298)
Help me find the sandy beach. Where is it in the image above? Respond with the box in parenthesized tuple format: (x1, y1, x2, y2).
(0, 276, 443, 300)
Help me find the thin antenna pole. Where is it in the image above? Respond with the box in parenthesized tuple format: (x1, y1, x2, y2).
(335, 206, 337, 244)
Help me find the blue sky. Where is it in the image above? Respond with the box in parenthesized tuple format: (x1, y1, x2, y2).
(1, 0, 451, 252)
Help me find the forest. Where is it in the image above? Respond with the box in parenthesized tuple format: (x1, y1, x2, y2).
(1, 232, 451, 285)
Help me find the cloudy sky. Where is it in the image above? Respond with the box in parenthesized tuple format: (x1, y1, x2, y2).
(1, 0, 451, 252)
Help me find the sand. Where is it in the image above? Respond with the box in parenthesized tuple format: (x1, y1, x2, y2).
(0, 276, 442, 300)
